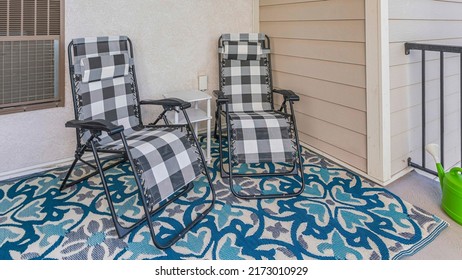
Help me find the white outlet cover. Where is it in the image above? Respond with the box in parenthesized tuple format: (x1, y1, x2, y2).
(199, 75, 208, 91)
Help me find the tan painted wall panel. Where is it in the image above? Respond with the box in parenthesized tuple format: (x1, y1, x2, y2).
(291, 95, 367, 134)
(300, 132, 367, 171)
(273, 92, 366, 134)
(260, 0, 322, 6)
(260, 20, 365, 42)
(272, 70, 366, 111)
(295, 113, 367, 158)
(272, 54, 366, 87)
(272, 38, 365, 65)
(260, 0, 364, 21)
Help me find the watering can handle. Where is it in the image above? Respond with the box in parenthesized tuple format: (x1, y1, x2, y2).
(450, 167, 462, 176)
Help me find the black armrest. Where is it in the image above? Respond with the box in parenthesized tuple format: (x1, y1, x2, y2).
(273, 89, 300, 102)
(213, 90, 229, 105)
(65, 119, 124, 135)
(140, 98, 191, 110)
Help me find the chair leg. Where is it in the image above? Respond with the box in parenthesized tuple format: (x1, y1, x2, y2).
(90, 141, 131, 237)
(60, 153, 126, 191)
(60, 157, 79, 191)
(60, 143, 89, 191)
(213, 109, 219, 139)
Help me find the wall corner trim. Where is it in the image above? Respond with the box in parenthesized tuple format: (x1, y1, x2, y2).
(365, 0, 392, 182)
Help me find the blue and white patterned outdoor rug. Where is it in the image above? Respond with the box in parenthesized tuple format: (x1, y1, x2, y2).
(0, 137, 448, 260)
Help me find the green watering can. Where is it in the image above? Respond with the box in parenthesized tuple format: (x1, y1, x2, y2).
(426, 144, 462, 225)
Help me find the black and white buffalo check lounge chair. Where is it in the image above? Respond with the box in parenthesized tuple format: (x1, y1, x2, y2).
(214, 33, 305, 199)
(61, 36, 215, 249)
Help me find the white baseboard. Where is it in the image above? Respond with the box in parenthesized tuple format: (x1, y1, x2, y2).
(0, 157, 77, 182)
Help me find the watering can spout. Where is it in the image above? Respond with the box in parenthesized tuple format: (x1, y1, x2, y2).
(425, 144, 445, 190)
(436, 163, 445, 191)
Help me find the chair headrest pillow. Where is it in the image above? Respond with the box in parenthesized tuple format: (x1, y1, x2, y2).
(222, 41, 265, 60)
(79, 53, 130, 83)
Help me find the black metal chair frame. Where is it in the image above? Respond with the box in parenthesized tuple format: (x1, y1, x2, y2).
(213, 34, 305, 200)
(61, 38, 215, 249)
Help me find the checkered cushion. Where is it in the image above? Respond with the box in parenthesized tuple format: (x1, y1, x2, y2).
(100, 127, 202, 206)
(222, 41, 263, 60)
(78, 75, 140, 144)
(222, 59, 272, 112)
(80, 53, 130, 83)
(229, 111, 294, 163)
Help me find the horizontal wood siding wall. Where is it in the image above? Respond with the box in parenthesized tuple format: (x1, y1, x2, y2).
(389, 0, 462, 175)
(260, 0, 367, 171)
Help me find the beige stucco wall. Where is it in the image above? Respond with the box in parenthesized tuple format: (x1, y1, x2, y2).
(0, 0, 254, 176)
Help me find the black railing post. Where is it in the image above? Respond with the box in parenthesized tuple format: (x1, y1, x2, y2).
(422, 50, 426, 169)
(405, 42, 462, 176)
(440, 51, 445, 167)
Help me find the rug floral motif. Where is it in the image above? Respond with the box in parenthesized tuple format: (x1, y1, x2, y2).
(0, 138, 447, 260)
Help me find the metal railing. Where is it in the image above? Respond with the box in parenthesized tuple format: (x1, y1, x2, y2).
(405, 42, 462, 176)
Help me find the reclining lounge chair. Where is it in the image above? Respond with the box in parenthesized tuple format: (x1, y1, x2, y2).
(214, 33, 305, 199)
(61, 36, 215, 249)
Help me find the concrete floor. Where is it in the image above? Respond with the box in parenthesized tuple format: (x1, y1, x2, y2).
(386, 171, 462, 259)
